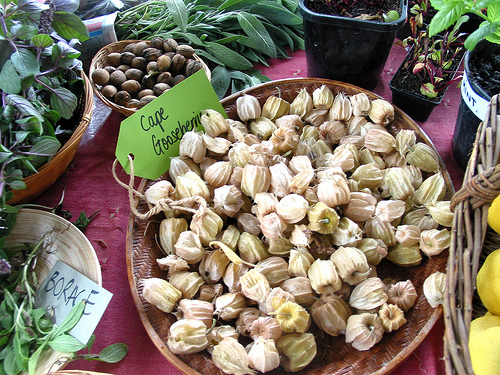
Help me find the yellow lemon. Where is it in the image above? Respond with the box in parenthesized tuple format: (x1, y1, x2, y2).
(488, 195, 500, 234)
(477, 249, 500, 316)
(469, 316, 500, 375)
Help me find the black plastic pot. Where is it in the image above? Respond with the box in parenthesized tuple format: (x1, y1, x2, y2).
(389, 46, 463, 122)
(452, 41, 494, 170)
(299, 0, 408, 91)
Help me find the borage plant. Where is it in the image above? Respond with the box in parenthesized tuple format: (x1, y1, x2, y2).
(0, 0, 88, 207)
(396, 15, 468, 98)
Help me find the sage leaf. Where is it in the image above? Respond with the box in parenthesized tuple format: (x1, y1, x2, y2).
(96, 343, 129, 363)
(50, 87, 78, 120)
(0, 60, 21, 94)
(52, 11, 89, 42)
(5, 94, 43, 122)
(48, 333, 86, 352)
(250, 2, 303, 25)
(237, 12, 276, 58)
(11, 49, 40, 76)
(210, 65, 232, 99)
(204, 41, 254, 70)
(166, 0, 188, 33)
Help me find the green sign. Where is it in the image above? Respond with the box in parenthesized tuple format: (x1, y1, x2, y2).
(115, 70, 226, 180)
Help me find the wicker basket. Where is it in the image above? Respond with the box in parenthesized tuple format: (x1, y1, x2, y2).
(444, 94, 500, 374)
(7, 71, 93, 205)
(126, 78, 454, 375)
(89, 40, 212, 117)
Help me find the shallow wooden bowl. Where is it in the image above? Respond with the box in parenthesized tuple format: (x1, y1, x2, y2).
(4, 208, 101, 375)
(126, 78, 453, 375)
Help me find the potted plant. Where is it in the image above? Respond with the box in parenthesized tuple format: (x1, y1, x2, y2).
(0, 0, 92, 206)
(428, 0, 500, 170)
(298, 0, 408, 91)
(388, 14, 467, 122)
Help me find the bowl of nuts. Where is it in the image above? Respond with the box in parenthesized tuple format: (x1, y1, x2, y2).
(126, 78, 453, 375)
(89, 38, 211, 116)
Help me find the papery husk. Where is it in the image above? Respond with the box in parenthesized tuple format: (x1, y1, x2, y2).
(167, 318, 209, 354)
(215, 292, 248, 321)
(349, 277, 388, 310)
(311, 294, 352, 336)
(345, 313, 384, 351)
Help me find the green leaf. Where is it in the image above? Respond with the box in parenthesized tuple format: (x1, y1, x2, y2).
(16, 116, 42, 134)
(487, 1, 500, 22)
(465, 22, 498, 50)
(96, 343, 129, 363)
(0, 60, 21, 94)
(53, 300, 85, 335)
(30, 136, 61, 156)
(48, 333, 86, 352)
(11, 25, 38, 41)
(11, 49, 40, 76)
(166, 0, 188, 33)
(203, 41, 254, 70)
(5, 94, 44, 122)
(250, 2, 303, 25)
(421, 83, 438, 98)
(428, 1, 467, 37)
(50, 87, 77, 120)
(210, 65, 232, 99)
(51, 11, 89, 42)
(4, 346, 21, 375)
(237, 12, 277, 58)
(28, 342, 47, 375)
(31, 34, 53, 48)
(0, 40, 15, 71)
(74, 211, 90, 231)
(429, 0, 445, 10)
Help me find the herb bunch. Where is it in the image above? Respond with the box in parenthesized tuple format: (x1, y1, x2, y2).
(0, 0, 89, 207)
(114, 0, 305, 98)
(0, 206, 128, 375)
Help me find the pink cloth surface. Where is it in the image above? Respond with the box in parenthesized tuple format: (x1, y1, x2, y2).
(32, 44, 466, 375)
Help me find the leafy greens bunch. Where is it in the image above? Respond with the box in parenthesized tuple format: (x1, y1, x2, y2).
(428, 0, 500, 50)
(0, 0, 89, 207)
(0, 207, 128, 375)
(114, 0, 305, 98)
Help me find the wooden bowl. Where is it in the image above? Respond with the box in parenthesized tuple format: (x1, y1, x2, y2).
(126, 78, 454, 375)
(89, 40, 211, 117)
(7, 72, 93, 205)
(4, 208, 101, 375)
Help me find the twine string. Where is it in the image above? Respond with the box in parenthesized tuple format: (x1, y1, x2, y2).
(111, 155, 208, 220)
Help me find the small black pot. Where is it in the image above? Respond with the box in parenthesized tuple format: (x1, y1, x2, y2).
(299, 0, 408, 91)
(389, 46, 463, 122)
(452, 41, 497, 170)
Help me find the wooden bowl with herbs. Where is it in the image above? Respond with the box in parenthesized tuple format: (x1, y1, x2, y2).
(126, 78, 453, 375)
(3, 208, 101, 375)
(90, 39, 211, 117)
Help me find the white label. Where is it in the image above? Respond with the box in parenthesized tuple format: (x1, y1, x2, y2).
(461, 69, 490, 121)
(36, 261, 113, 345)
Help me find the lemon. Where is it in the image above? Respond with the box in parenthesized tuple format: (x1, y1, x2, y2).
(477, 249, 500, 316)
(469, 315, 500, 375)
(488, 195, 500, 234)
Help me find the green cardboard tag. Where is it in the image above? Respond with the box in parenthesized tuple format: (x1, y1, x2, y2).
(115, 70, 226, 180)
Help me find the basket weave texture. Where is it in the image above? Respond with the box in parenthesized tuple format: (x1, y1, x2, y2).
(7, 71, 93, 205)
(89, 40, 211, 117)
(444, 94, 500, 374)
(126, 78, 454, 375)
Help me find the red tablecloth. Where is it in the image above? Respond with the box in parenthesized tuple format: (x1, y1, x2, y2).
(34, 44, 465, 374)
